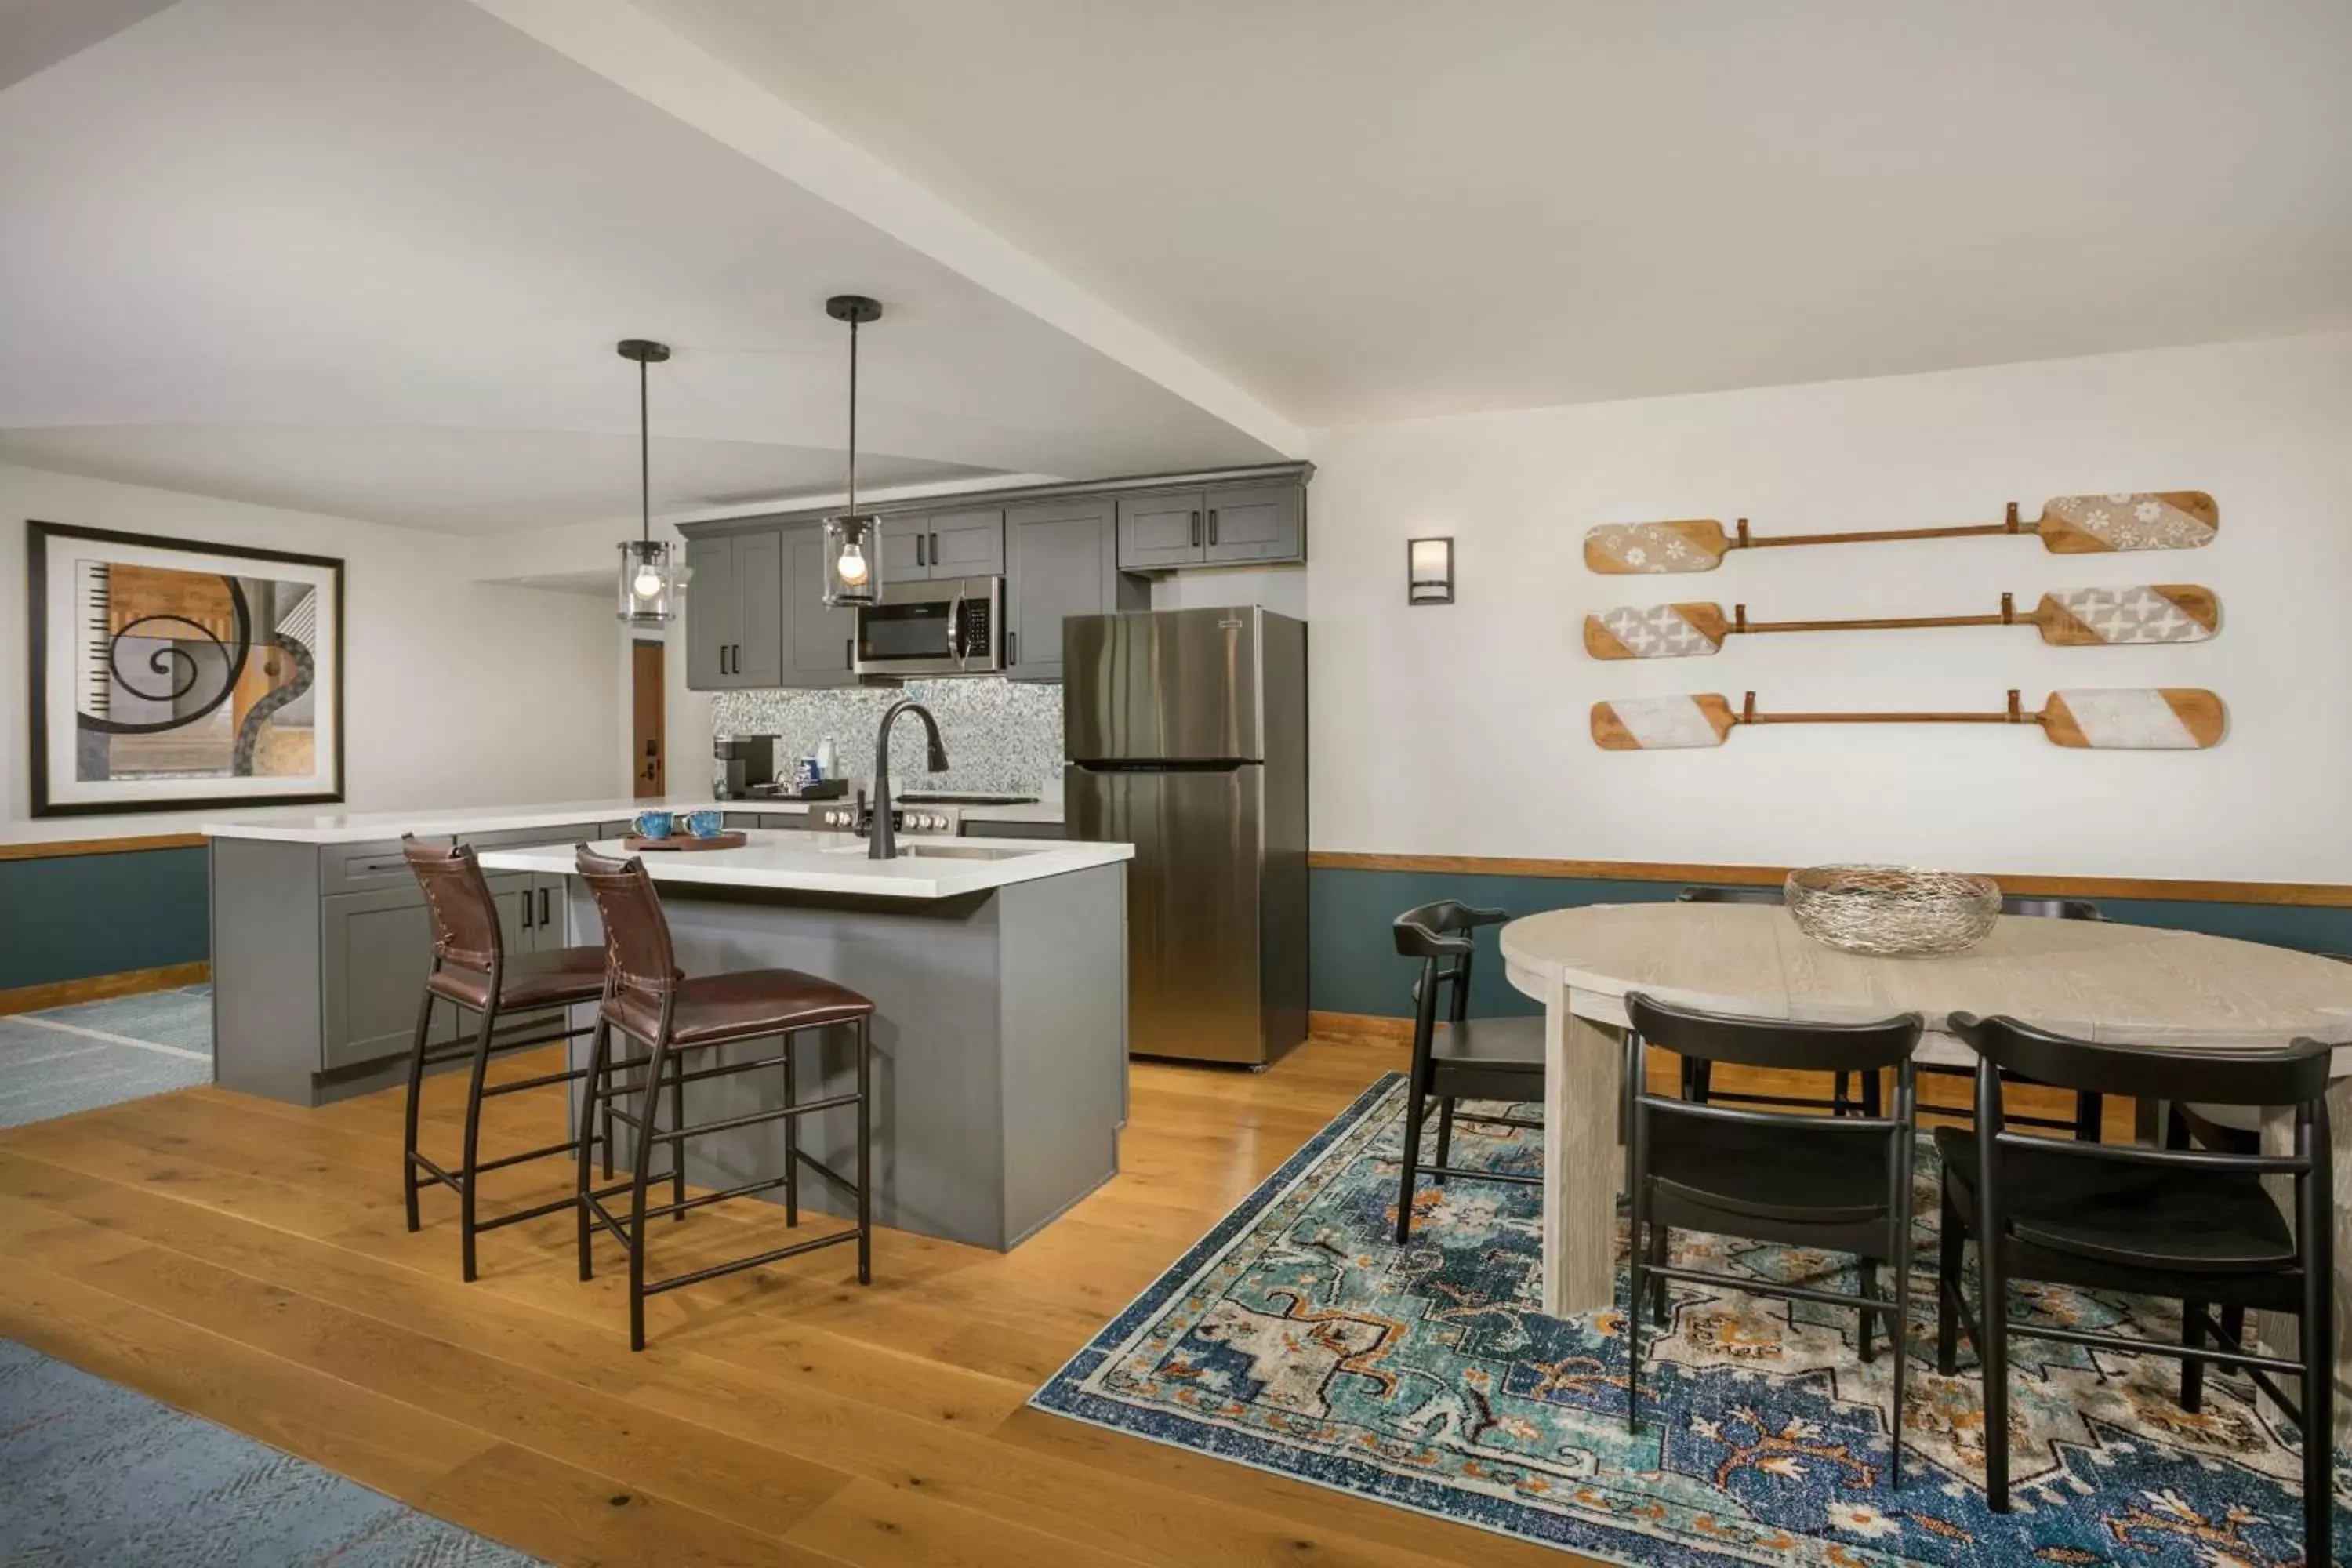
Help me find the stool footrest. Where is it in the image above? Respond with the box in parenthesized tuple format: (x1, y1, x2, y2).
(793, 1147, 857, 1192)
(636, 1171, 800, 1223)
(474, 1134, 589, 1174)
(644, 1225, 860, 1297)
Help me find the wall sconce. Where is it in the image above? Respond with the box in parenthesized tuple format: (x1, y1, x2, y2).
(1407, 536, 1454, 604)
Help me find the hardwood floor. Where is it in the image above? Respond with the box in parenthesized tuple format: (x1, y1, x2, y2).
(0, 1036, 2105, 1567)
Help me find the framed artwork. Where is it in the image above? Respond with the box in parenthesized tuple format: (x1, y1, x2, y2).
(27, 522, 344, 817)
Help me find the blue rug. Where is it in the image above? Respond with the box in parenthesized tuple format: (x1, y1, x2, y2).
(0, 985, 212, 1130)
(0, 1338, 540, 1566)
(1034, 1074, 2347, 1566)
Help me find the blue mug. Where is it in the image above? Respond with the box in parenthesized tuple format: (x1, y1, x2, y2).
(684, 808, 724, 839)
(632, 809, 673, 840)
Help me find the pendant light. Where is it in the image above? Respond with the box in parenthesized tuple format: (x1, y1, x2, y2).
(614, 337, 679, 625)
(821, 294, 884, 608)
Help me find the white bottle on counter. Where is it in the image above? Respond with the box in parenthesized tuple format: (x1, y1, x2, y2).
(814, 736, 838, 780)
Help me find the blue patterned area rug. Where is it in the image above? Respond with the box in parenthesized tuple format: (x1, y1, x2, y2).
(0, 1339, 540, 1566)
(0, 984, 212, 1130)
(1034, 1074, 2347, 1566)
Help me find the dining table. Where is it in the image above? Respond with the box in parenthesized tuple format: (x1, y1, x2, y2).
(1499, 899, 2352, 1437)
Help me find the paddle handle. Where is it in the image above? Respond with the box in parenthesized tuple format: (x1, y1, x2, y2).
(1735, 691, 2031, 728)
(1730, 503, 2028, 553)
(1733, 593, 2016, 636)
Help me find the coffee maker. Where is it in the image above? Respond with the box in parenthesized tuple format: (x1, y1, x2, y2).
(711, 735, 776, 800)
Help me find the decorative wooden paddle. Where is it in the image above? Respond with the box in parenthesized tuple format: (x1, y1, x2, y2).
(1584, 585, 2220, 659)
(1584, 492, 2218, 575)
(1590, 689, 2225, 750)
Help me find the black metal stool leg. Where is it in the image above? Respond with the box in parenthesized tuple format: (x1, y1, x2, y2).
(626, 1033, 674, 1353)
(576, 1018, 613, 1282)
(782, 1035, 800, 1227)
(670, 1045, 688, 1222)
(458, 1000, 498, 1283)
(855, 1016, 872, 1286)
(402, 988, 435, 1233)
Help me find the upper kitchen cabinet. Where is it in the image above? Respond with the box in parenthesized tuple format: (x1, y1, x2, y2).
(784, 525, 857, 686)
(1115, 481, 1305, 572)
(684, 529, 782, 690)
(1006, 499, 1145, 682)
(881, 509, 1005, 584)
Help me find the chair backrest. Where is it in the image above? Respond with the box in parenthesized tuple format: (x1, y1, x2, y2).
(1677, 885, 1782, 906)
(2001, 895, 2104, 920)
(1952, 1012, 2332, 1109)
(574, 844, 678, 1002)
(404, 836, 502, 973)
(1392, 900, 1506, 1033)
(1628, 991, 1922, 1076)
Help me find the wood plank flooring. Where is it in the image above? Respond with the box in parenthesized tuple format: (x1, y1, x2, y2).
(0, 1036, 2103, 1567)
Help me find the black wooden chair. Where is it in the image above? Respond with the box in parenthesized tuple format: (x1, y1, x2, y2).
(1675, 887, 1878, 1117)
(1624, 992, 1924, 1485)
(1937, 1014, 2334, 1563)
(1390, 902, 1544, 1243)
(1918, 896, 2110, 1140)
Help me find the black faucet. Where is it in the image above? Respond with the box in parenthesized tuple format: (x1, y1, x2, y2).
(869, 698, 949, 859)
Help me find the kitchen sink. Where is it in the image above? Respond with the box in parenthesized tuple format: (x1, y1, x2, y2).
(818, 840, 1032, 860)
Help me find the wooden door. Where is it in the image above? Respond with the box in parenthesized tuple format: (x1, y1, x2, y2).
(631, 640, 664, 797)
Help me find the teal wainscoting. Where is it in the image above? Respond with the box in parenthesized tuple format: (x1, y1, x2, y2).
(0, 847, 210, 991)
(1309, 866, 2352, 1022)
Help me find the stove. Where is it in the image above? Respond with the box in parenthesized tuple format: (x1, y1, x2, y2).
(808, 793, 1039, 838)
(895, 793, 1039, 807)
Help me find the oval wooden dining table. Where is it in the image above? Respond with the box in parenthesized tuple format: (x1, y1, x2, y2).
(1500, 901, 2352, 1431)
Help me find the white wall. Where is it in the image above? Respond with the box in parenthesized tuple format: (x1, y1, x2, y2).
(1305, 333, 2352, 881)
(1, 463, 627, 837)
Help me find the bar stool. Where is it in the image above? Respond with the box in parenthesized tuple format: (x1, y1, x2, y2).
(572, 844, 877, 1351)
(401, 837, 613, 1282)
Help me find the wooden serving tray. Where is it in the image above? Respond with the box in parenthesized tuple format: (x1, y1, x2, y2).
(624, 831, 748, 852)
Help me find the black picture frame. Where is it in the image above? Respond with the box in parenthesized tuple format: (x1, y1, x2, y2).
(27, 521, 347, 818)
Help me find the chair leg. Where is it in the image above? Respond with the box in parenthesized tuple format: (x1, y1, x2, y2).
(2301, 1172, 2336, 1568)
(1889, 1214, 1911, 1490)
(1393, 1083, 1430, 1245)
(1857, 1258, 1878, 1362)
(669, 1047, 688, 1222)
(2180, 1302, 2208, 1413)
(1647, 1222, 1668, 1323)
(401, 989, 435, 1233)
(626, 1035, 673, 1352)
(2074, 1091, 2103, 1144)
(1983, 1250, 2010, 1512)
(1625, 1180, 1646, 1436)
(782, 1035, 800, 1227)
(1432, 1098, 1455, 1187)
(855, 1017, 873, 1287)
(1936, 1186, 1963, 1377)
(458, 1003, 496, 1283)
(575, 1018, 612, 1283)
(1833, 1069, 1852, 1116)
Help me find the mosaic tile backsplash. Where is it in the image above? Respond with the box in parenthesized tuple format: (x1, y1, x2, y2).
(710, 680, 1063, 797)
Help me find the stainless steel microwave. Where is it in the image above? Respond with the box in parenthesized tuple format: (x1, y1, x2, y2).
(852, 576, 1005, 677)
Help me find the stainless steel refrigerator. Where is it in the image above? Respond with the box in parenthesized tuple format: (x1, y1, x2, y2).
(1065, 607, 1308, 1067)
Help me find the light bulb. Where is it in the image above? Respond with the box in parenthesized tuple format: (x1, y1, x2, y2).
(632, 564, 664, 600)
(836, 543, 869, 586)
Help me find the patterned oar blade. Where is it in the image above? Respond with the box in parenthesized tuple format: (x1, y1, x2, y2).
(2039, 689, 2226, 749)
(2032, 585, 2220, 646)
(2035, 492, 2219, 554)
(1583, 603, 1730, 659)
(1591, 694, 1739, 750)
(1583, 521, 1730, 575)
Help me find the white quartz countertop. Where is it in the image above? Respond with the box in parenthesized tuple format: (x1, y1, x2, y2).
(201, 797, 728, 844)
(477, 829, 1127, 899)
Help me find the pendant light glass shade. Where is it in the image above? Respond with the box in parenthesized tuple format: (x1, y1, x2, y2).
(613, 337, 677, 626)
(617, 538, 681, 625)
(822, 513, 881, 609)
(822, 294, 884, 608)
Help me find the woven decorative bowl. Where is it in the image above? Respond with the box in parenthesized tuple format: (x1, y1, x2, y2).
(1783, 865, 2002, 956)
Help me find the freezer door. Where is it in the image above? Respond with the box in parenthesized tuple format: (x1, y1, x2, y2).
(1064, 608, 1260, 763)
(1068, 761, 1265, 1064)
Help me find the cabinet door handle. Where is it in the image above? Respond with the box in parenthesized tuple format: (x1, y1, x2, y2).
(930, 531, 939, 564)
(539, 887, 551, 926)
(1191, 510, 1200, 547)
(1208, 508, 1219, 546)
(519, 890, 533, 930)
(916, 534, 925, 568)
(844, 636, 853, 670)
(1007, 630, 1017, 666)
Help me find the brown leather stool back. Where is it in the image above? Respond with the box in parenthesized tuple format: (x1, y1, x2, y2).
(575, 845, 680, 1006)
(405, 837, 503, 975)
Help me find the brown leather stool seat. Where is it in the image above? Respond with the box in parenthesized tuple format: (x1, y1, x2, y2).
(427, 945, 610, 1012)
(401, 837, 617, 1283)
(573, 844, 880, 1350)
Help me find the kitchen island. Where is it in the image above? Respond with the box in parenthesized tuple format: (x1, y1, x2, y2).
(476, 830, 1132, 1251)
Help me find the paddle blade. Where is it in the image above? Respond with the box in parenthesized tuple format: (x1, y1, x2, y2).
(1591, 694, 1737, 750)
(1583, 604, 1728, 659)
(2033, 585, 2220, 645)
(1583, 521, 1729, 574)
(2036, 492, 2218, 554)
(2039, 689, 2225, 749)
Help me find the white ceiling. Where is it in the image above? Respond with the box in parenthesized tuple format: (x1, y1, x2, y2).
(0, 0, 1284, 534)
(639, 0, 2352, 425)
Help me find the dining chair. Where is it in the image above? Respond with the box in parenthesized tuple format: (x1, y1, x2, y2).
(1937, 1014, 2333, 1563)
(1390, 901, 1544, 1243)
(1623, 992, 1924, 1485)
(1674, 887, 1877, 1117)
(1918, 896, 2110, 1140)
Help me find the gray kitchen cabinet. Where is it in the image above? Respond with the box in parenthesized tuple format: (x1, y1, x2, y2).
(1117, 492, 1207, 569)
(1203, 484, 1304, 564)
(882, 509, 1004, 583)
(684, 531, 783, 690)
(1007, 499, 1144, 682)
(785, 526, 857, 686)
(320, 872, 532, 1070)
